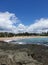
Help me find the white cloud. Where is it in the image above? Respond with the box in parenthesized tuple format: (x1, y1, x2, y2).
(0, 11, 48, 33)
(0, 12, 19, 33)
(16, 18, 48, 33)
(17, 24, 27, 33)
(27, 18, 48, 33)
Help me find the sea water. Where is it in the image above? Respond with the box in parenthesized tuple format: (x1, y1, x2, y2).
(11, 37, 48, 45)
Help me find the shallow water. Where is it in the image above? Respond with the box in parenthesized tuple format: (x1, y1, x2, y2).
(11, 37, 48, 45)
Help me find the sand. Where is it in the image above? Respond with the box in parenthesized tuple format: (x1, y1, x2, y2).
(0, 36, 48, 41)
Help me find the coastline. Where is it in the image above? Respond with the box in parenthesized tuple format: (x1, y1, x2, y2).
(0, 36, 48, 41)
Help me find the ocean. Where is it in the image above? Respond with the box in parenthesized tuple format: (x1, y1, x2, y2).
(10, 37, 48, 45)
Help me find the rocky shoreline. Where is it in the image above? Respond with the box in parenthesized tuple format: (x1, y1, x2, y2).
(0, 42, 48, 65)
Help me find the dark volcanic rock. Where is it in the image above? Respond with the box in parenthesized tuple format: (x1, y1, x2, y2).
(0, 42, 48, 65)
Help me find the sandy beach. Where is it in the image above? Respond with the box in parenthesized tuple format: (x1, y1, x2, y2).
(0, 36, 48, 41)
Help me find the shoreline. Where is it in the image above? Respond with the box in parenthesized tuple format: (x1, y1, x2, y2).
(0, 36, 48, 41)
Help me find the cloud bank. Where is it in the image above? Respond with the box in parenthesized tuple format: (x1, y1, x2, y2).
(0, 11, 48, 33)
(0, 12, 19, 33)
(27, 18, 48, 33)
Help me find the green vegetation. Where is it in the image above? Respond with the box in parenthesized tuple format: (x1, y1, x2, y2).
(0, 32, 48, 37)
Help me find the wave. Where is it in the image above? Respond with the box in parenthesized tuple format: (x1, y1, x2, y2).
(3, 38, 48, 46)
(4, 40, 12, 42)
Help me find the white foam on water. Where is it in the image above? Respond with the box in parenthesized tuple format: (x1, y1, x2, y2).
(18, 42, 23, 44)
(4, 40, 12, 42)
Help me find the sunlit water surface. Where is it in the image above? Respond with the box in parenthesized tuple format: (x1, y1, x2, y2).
(10, 37, 48, 45)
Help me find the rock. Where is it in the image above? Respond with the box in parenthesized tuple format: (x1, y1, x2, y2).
(0, 43, 48, 65)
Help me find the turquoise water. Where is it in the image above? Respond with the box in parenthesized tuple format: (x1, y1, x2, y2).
(11, 37, 48, 45)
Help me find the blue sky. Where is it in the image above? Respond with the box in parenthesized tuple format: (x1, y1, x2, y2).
(0, 0, 48, 25)
(0, 0, 48, 33)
